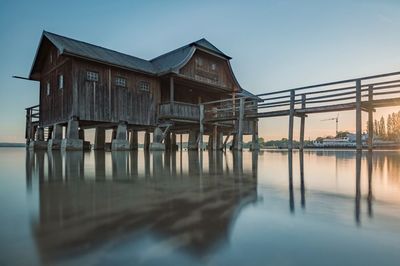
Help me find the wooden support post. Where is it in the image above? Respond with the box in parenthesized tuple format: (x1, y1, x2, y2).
(212, 125, 218, 150)
(165, 131, 171, 150)
(356, 80, 362, 150)
(368, 85, 374, 150)
(171, 133, 177, 150)
(288, 90, 295, 150)
(130, 130, 138, 150)
(93, 127, 106, 150)
(170, 76, 174, 113)
(199, 104, 204, 150)
(250, 119, 259, 151)
(299, 94, 306, 151)
(180, 134, 183, 150)
(144, 131, 150, 150)
(234, 98, 245, 150)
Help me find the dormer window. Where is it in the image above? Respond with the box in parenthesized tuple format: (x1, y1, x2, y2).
(115, 77, 127, 87)
(86, 71, 99, 82)
(138, 81, 150, 92)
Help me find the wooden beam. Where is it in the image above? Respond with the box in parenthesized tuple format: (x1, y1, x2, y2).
(170, 76, 174, 113)
(300, 94, 306, 150)
(288, 90, 295, 150)
(368, 85, 374, 150)
(356, 80, 362, 150)
(199, 104, 204, 150)
(234, 98, 245, 150)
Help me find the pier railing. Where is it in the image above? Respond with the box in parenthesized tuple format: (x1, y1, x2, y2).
(200, 70, 400, 150)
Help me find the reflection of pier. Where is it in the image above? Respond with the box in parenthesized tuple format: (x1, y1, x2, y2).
(287, 150, 374, 225)
(26, 150, 259, 264)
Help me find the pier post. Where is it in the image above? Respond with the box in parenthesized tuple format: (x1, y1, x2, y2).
(165, 131, 171, 150)
(199, 104, 204, 150)
(111, 121, 130, 150)
(212, 125, 218, 150)
(288, 90, 295, 151)
(187, 130, 199, 150)
(299, 94, 306, 151)
(79, 128, 91, 150)
(130, 130, 138, 150)
(356, 80, 362, 150)
(368, 85, 374, 150)
(250, 119, 260, 151)
(144, 131, 150, 150)
(48, 124, 63, 150)
(93, 127, 105, 150)
(61, 117, 83, 151)
(171, 133, 178, 150)
(233, 97, 245, 150)
(208, 134, 213, 150)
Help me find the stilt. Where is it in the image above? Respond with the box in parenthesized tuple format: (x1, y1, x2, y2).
(180, 134, 183, 150)
(233, 98, 245, 150)
(130, 130, 138, 150)
(144, 131, 150, 150)
(48, 124, 63, 150)
(149, 127, 165, 150)
(165, 131, 171, 150)
(288, 90, 295, 151)
(299, 94, 306, 151)
(79, 128, 91, 150)
(61, 117, 83, 151)
(250, 119, 260, 151)
(199, 104, 204, 150)
(171, 133, 178, 150)
(212, 125, 218, 150)
(207, 134, 213, 150)
(187, 130, 198, 150)
(111, 121, 130, 150)
(368, 85, 374, 150)
(93, 127, 106, 150)
(356, 80, 362, 150)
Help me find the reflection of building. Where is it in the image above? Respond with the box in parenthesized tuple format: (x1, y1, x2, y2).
(26, 150, 259, 264)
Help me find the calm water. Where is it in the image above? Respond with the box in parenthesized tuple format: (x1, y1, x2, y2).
(1, 148, 400, 266)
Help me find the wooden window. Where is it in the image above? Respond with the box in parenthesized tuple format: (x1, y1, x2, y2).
(211, 63, 217, 71)
(138, 81, 150, 92)
(86, 71, 99, 82)
(195, 58, 203, 67)
(58, 74, 64, 90)
(46, 81, 51, 96)
(115, 77, 127, 87)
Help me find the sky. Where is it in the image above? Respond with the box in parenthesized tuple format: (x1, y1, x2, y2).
(1, 0, 400, 142)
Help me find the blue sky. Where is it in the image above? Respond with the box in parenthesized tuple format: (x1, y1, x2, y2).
(1, 0, 400, 142)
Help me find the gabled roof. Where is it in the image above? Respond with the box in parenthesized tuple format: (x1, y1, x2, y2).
(42, 31, 157, 74)
(30, 31, 233, 79)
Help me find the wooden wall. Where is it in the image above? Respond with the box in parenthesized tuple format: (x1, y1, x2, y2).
(179, 50, 239, 92)
(72, 59, 160, 126)
(39, 45, 73, 126)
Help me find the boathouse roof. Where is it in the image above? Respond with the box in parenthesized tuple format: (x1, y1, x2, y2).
(30, 31, 232, 78)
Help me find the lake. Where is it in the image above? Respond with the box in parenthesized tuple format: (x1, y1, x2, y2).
(0, 148, 400, 266)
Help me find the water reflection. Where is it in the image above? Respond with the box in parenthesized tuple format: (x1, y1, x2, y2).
(23, 149, 400, 265)
(26, 150, 259, 264)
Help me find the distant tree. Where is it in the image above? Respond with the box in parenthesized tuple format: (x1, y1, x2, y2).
(336, 131, 350, 138)
(258, 137, 265, 144)
(379, 116, 386, 138)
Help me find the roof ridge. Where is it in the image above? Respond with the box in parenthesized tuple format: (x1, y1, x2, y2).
(150, 43, 192, 62)
(43, 30, 150, 63)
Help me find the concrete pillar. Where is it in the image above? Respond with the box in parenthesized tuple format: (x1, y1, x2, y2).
(61, 117, 83, 151)
(93, 127, 106, 150)
(48, 124, 63, 150)
(130, 130, 138, 150)
(29, 126, 47, 150)
(37, 127, 45, 141)
(144, 131, 150, 150)
(187, 130, 199, 150)
(112, 122, 130, 150)
(150, 127, 165, 150)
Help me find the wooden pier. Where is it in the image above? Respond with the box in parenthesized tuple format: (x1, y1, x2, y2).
(200, 70, 400, 151)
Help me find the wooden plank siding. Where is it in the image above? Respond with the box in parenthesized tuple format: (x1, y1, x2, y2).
(71, 59, 160, 126)
(39, 45, 73, 126)
(179, 50, 239, 92)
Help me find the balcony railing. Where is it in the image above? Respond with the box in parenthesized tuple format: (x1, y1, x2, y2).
(159, 102, 200, 121)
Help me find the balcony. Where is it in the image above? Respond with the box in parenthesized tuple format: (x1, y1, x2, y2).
(158, 102, 200, 121)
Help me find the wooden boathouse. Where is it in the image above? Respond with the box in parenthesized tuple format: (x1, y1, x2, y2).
(25, 31, 258, 151)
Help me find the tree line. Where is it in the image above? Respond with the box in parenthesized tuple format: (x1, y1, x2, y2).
(373, 111, 400, 140)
